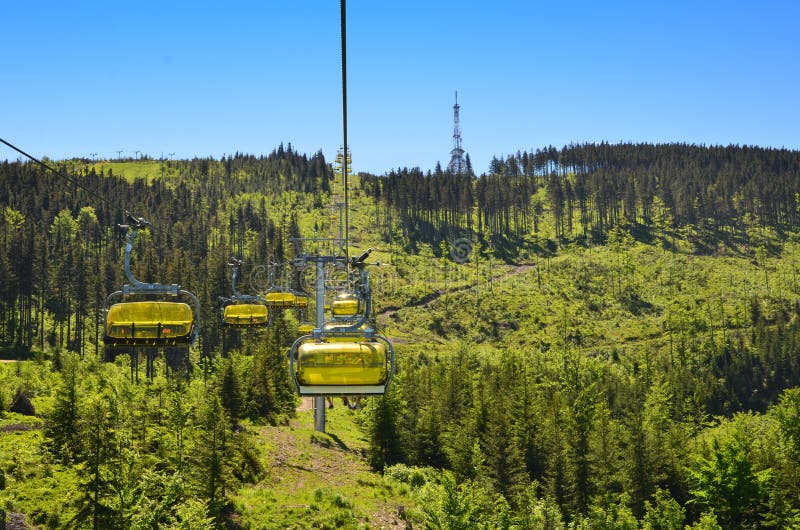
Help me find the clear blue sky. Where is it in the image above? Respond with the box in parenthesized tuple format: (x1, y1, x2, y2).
(2, 1, 799, 175)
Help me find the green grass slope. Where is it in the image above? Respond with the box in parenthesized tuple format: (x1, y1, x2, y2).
(234, 402, 414, 529)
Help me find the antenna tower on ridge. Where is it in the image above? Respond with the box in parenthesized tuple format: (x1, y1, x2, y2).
(447, 91, 466, 174)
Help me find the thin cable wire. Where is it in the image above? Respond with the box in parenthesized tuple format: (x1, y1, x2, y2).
(341, 0, 349, 259)
(0, 137, 109, 207)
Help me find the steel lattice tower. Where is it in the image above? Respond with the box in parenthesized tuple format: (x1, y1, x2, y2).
(447, 91, 466, 174)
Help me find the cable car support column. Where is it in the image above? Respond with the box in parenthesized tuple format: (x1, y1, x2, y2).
(314, 259, 326, 432)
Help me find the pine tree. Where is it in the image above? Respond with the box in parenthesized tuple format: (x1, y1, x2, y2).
(368, 391, 404, 470)
(190, 393, 232, 518)
(480, 394, 528, 503)
(76, 392, 121, 530)
(43, 354, 81, 463)
(219, 355, 242, 429)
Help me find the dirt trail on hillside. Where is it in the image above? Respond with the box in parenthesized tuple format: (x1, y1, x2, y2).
(261, 417, 408, 528)
(377, 263, 534, 322)
(296, 397, 314, 411)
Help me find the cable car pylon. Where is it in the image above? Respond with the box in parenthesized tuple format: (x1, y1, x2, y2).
(289, 241, 395, 432)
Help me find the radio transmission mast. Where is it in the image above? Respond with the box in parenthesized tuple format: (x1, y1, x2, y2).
(447, 91, 466, 174)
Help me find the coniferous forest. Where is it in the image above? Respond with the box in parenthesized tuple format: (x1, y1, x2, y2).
(3, 142, 800, 528)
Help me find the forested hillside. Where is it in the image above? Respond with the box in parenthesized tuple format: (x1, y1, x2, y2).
(0, 144, 328, 358)
(2, 142, 800, 528)
(366, 143, 800, 252)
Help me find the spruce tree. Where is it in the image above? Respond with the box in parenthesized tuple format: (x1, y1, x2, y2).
(190, 393, 232, 519)
(368, 391, 404, 470)
(76, 392, 121, 530)
(43, 354, 81, 463)
(219, 355, 242, 429)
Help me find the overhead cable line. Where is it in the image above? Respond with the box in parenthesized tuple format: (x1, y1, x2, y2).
(341, 0, 349, 258)
(0, 137, 109, 207)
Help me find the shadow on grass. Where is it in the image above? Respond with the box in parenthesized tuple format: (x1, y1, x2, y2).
(311, 431, 350, 452)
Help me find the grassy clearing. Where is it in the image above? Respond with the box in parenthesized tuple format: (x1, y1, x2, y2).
(89, 160, 179, 183)
(372, 227, 796, 370)
(234, 404, 415, 529)
(0, 413, 81, 528)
